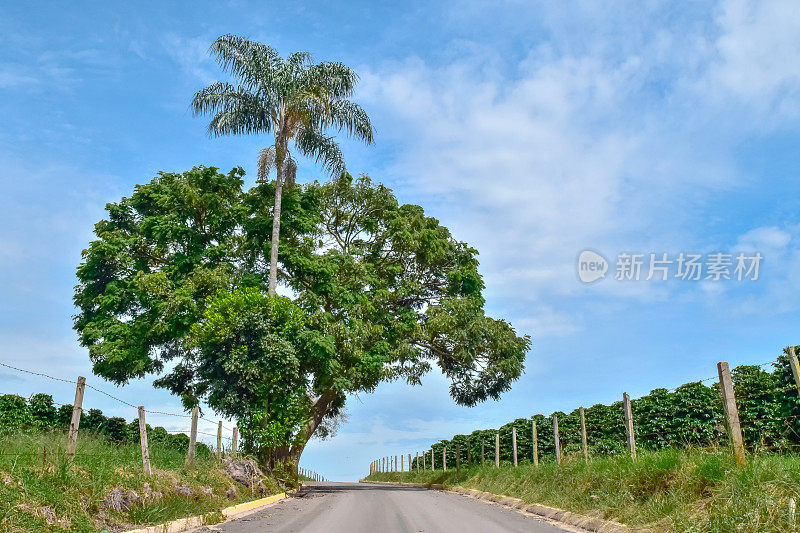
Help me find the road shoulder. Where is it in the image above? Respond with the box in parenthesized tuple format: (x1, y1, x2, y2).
(123, 492, 290, 533)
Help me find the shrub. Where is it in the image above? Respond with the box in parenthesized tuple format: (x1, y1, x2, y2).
(0, 394, 32, 429)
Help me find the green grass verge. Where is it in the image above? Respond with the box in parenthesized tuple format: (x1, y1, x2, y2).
(366, 448, 800, 532)
(0, 429, 287, 532)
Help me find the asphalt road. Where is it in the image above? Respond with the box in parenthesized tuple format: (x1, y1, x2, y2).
(199, 482, 571, 533)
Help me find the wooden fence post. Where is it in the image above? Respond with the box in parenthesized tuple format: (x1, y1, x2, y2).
(186, 406, 199, 466)
(443, 447, 447, 472)
(232, 426, 238, 455)
(580, 406, 589, 463)
(532, 419, 539, 466)
(456, 444, 461, 472)
(788, 346, 800, 394)
(416, 452, 420, 472)
(408, 453, 412, 472)
(495, 432, 500, 467)
(66, 376, 86, 460)
(423, 451, 427, 470)
(137, 406, 152, 476)
(432, 449, 435, 470)
(553, 415, 561, 465)
(481, 440, 485, 464)
(401, 454, 404, 472)
(623, 392, 636, 459)
(718, 361, 746, 466)
(216, 421, 223, 459)
(512, 427, 518, 467)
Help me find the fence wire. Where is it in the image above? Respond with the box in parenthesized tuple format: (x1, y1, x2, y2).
(392, 353, 800, 473)
(0, 359, 239, 464)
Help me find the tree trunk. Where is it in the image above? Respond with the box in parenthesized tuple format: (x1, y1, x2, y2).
(268, 155, 285, 297)
(269, 445, 290, 471)
(285, 390, 338, 475)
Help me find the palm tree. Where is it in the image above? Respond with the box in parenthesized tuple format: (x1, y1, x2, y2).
(192, 34, 373, 296)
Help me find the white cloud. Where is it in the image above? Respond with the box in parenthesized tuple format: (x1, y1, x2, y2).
(354, 1, 800, 342)
(710, 0, 800, 103)
(162, 34, 217, 85)
(359, 55, 725, 315)
(736, 225, 792, 252)
(512, 309, 580, 339)
(0, 65, 38, 88)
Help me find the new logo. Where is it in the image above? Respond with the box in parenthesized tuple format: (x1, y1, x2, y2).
(577, 250, 608, 283)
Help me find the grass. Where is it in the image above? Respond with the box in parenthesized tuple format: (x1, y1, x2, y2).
(0, 429, 287, 532)
(366, 448, 800, 532)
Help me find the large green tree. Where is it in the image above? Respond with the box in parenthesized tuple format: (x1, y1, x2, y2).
(74, 167, 530, 469)
(275, 174, 531, 463)
(191, 34, 373, 297)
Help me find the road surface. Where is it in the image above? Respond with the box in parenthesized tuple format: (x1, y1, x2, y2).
(200, 482, 571, 532)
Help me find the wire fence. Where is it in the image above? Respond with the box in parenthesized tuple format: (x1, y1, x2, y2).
(372, 347, 800, 474)
(1, 360, 329, 480)
(0, 360, 239, 471)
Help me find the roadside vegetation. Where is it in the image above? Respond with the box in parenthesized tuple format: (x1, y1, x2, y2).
(0, 393, 290, 532)
(366, 449, 800, 532)
(0, 428, 287, 532)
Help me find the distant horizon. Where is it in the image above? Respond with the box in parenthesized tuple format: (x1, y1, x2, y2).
(2, 1, 800, 481)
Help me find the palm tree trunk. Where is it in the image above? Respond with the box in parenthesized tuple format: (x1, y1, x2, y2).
(268, 158, 284, 297)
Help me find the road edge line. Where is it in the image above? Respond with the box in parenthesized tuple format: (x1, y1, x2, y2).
(122, 491, 289, 533)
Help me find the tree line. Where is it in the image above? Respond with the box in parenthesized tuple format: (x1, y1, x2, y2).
(0, 393, 211, 456)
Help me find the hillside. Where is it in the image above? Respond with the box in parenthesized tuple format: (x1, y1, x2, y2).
(0, 429, 288, 532)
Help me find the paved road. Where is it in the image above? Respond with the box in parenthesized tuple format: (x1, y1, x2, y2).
(200, 482, 570, 533)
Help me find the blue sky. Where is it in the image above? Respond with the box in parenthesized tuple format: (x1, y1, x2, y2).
(2, 0, 800, 481)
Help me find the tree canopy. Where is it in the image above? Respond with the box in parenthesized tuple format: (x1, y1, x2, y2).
(74, 166, 531, 467)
